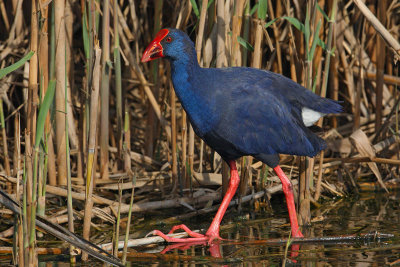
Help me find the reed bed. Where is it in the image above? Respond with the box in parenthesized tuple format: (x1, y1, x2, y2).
(0, 0, 399, 264)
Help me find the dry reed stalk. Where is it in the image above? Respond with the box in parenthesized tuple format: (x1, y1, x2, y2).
(354, 22, 366, 130)
(0, 0, 9, 31)
(231, 0, 245, 66)
(113, 184, 122, 257)
(100, 0, 110, 180)
(339, 49, 355, 112)
(353, 0, 400, 59)
(47, 3, 57, 185)
(11, 0, 23, 40)
(181, 112, 188, 187)
(113, 0, 123, 167)
(320, 0, 337, 99)
(64, 0, 79, 153)
(195, 0, 209, 60)
(65, 83, 74, 262)
(82, 45, 101, 261)
(268, 0, 283, 74)
(241, 2, 250, 66)
(28, 0, 38, 145)
(24, 131, 35, 264)
(252, 19, 263, 69)
(314, 0, 338, 200)
(13, 113, 20, 192)
(37, 0, 49, 216)
(26, 0, 39, 263)
(17, 220, 23, 266)
(216, 0, 226, 68)
(375, 0, 387, 135)
(108, 146, 161, 166)
(0, 100, 11, 191)
(145, 0, 163, 158)
(122, 179, 135, 264)
(314, 151, 324, 201)
(298, 1, 317, 227)
(352, 68, 400, 86)
(123, 105, 131, 173)
(170, 82, 178, 191)
(55, 0, 67, 186)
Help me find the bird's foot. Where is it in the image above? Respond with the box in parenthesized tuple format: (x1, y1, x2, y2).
(147, 224, 222, 244)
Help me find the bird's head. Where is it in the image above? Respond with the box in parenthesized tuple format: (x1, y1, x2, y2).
(141, 28, 195, 63)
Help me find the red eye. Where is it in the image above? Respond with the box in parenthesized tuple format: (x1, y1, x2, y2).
(166, 36, 172, 43)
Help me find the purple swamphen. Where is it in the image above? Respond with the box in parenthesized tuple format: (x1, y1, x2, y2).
(141, 28, 342, 242)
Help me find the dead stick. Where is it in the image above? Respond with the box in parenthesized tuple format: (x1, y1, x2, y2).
(352, 0, 400, 58)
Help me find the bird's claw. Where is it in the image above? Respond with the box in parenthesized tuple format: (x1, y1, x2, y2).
(146, 224, 222, 243)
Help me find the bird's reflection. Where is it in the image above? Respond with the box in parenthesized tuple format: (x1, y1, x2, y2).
(160, 239, 301, 264)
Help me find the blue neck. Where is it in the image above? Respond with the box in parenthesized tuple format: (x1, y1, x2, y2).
(169, 55, 215, 136)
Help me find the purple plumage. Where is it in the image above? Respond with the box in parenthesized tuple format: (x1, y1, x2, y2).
(141, 28, 342, 242)
(144, 28, 341, 168)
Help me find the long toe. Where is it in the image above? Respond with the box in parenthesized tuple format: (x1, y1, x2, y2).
(168, 224, 206, 238)
(149, 229, 208, 243)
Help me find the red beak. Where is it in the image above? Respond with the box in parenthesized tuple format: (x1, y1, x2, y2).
(141, 29, 169, 62)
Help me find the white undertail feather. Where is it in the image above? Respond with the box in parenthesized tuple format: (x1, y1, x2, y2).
(302, 107, 325, 127)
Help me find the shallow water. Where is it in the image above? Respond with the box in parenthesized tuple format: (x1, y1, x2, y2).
(126, 192, 400, 266)
(4, 192, 400, 266)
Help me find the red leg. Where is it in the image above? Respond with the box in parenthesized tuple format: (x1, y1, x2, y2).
(205, 160, 240, 240)
(148, 160, 239, 243)
(273, 165, 304, 238)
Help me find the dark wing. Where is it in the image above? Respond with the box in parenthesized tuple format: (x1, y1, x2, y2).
(264, 70, 342, 114)
(209, 68, 326, 157)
